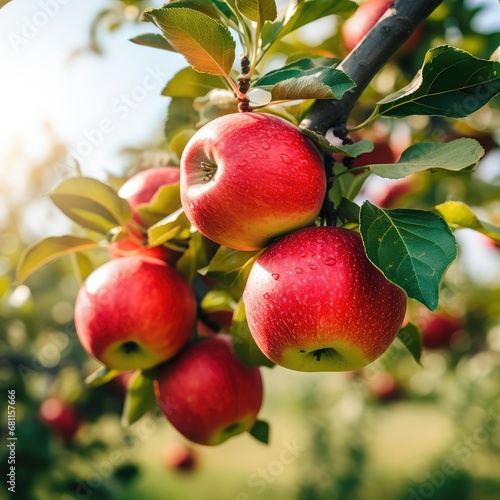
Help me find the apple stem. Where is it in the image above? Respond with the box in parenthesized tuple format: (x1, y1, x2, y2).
(237, 55, 252, 113)
(201, 162, 217, 182)
(313, 349, 326, 362)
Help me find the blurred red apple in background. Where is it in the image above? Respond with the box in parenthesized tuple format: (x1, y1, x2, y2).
(39, 398, 81, 442)
(415, 309, 465, 349)
(342, 0, 424, 53)
(368, 371, 402, 403)
(162, 442, 199, 473)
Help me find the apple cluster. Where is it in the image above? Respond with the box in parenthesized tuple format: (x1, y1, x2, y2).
(73, 111, 408, 446)
(180, 112, 407, 372)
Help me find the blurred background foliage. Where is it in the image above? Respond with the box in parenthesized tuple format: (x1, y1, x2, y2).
(1, 0, 500, 499)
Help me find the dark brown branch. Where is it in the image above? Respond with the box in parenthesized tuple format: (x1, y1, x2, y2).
(300, 0, 444, 136)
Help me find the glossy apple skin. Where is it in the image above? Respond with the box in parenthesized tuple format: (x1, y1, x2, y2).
(180, 112, 326, 251)
(342, 0, 423, 53)
(155, 334, 263, 445)
(74, 256, 196, 370)
(416, 310, 464, 349)
(39, 398, 81, 441)
(243, 227, 407, 372)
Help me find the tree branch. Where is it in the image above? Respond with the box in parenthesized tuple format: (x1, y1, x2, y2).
(300, 0, 444, 136)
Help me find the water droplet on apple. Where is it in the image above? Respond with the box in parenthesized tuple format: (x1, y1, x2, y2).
(325, 258, 337, 266)
(308, 264, 317, 270)
(251, 153, 257, 159)
(280, 154, 291, 165)
(295, 267, 304, 274)
(271, 273, 280, 280)
(264, 293, 271, 299)
(248, 145, 257, 151)
(261, 141, 270, 150)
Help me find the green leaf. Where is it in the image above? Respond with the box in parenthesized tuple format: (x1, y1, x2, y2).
(330, 162, 370, 207)
(231, 299, 275, 367)
(122, 370, 157, 427)
(176, 232, 218, 283)
(136, 183, 182, 228)
(237, 0, 277, 24)
(359, 201, 457, 310)
(257, 67, 355, 100)
(376, 45, 500, 119)
(142, 7, 235, 76)
(336, 198, 361, 224)
(204, 246, 260, 294)
(397, 323, 423, 366)
(256, 60, 339, 86)
(50, 177, 131, 234)
(201, 289, 237, 313)
(282, 0, 356, 36)
(148, 0, 235, 21)
(165, 97, 199, 143)
(434, 201, 500, 243)
(85, 367, 122, 387)
(260, 20, 283, 52)
(368, 139, 484, 179)
(162, 66, 226, 98)
(301, 129, 373, 157)
(16, 235, 99, 284)
(129, 33, 175, 52)
(147, 208, 191, 247)
(72, 252, 95, 283)
(249, 419, 270, 444)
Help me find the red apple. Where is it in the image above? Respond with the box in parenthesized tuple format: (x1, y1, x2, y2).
(415, 309, 464, 349)
(180, 112, 326, 251)
(108, 237, 181, 264)
(74, 256, 196, 370)
(197, 309, 234, 337)
(342, 0, 423, 53)
(39, 398, 81, 441)
(118, 166, 180, 226)
(243, 227, 407, 371)
(113, 167, 182, 264)
(162, 442, 199, 472)
(155, 334, 263, 445)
